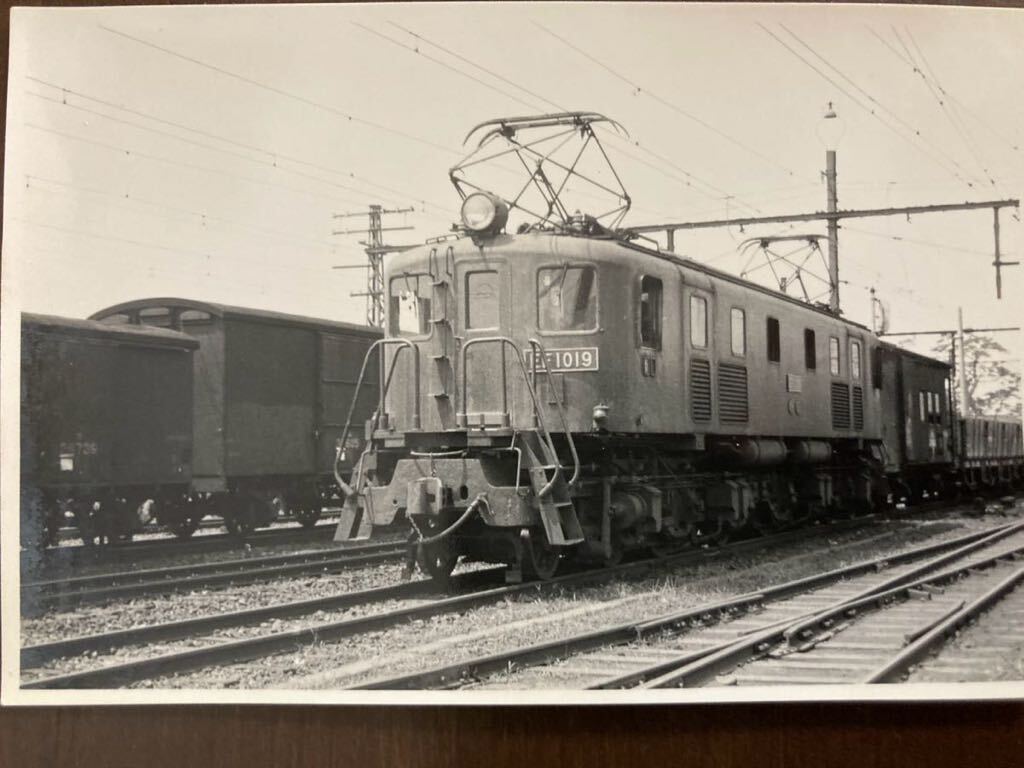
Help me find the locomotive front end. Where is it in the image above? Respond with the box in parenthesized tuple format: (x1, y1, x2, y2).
(332, 198, 602, 581)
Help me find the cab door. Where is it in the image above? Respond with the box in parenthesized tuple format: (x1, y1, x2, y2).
(456, 257, 512, 428)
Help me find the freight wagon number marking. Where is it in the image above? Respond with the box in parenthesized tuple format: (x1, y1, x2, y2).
(528, 347, 599, 373)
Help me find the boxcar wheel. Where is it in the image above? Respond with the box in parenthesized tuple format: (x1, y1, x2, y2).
(171, 517, 200, 540)
(296, 507, 321, 529)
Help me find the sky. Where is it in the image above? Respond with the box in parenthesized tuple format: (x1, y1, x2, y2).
(3, 3, 1023, 379)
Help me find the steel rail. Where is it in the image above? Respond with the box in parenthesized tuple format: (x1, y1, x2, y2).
(863, 563, 1024, 684)
(24, 545, 406, 611)
(22, 540, 402, 595)
(28, 521, 338, 566)
(636, 526, 1024, 689)
(351, 521, 1016, 690)
(21, 516, 880, 689)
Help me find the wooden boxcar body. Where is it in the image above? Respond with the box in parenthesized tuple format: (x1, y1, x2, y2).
(90, 299, 381, 531)
(20, 313, 197, 543)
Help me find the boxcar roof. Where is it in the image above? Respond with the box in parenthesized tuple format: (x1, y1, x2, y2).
(89, 298, 382, 337)
(879, 339, 951, 370)
(22, 312, 200, 349)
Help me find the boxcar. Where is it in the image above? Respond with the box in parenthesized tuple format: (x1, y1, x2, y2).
(90, 299, 381, 533)
(20, 313, 197, 545)
(877, 342, 955, 499)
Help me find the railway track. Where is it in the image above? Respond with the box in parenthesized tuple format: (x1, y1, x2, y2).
(21, 540, 405, 612)
(349, 518, 1024, 690)
(20, 513, 1006, 690)
(27, 519, 341, 564)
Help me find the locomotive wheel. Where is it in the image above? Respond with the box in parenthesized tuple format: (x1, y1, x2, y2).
(296, 507, 321, 529)
(691, 520, 731, 547)
(602, 532, 624, 567)
(525, 536, 562, 580)
(417, 540, 458, 583)
(650, 538, 690, 559)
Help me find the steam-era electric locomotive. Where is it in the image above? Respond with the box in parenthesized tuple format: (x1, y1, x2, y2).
(332, 112, 1022, 583)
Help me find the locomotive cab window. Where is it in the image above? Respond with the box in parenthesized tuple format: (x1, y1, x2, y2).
(730, 308, 745, 356)
(465, 270, 499, 330)
(851, 340, 862, 379)
(639, 275, 662, 348)
(829, 336, 841, 375)
(804, 329, 817, 370)
(537, 264, 597, 332)
(690, 295, 708, 348)
(389, 274, 432, 337)
(766, 316, 780, 363)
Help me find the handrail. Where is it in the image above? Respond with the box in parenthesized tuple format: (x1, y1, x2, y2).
(458, 335, 569, 496)
(528, 338, 581, 489)
(333, 337, 420, 497)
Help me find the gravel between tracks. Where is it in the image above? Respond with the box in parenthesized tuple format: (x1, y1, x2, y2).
(20, 560, 411, 648)
(100, 513, 1013, 690)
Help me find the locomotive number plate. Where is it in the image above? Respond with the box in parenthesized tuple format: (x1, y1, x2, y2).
(528, 347, 599, 373)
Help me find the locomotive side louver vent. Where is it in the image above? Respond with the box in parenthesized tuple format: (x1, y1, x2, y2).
(690, 358, 712, 422)
(831, 382, 851, 429)
(718, 363, 748, 423)
(852, 386, 864, 430)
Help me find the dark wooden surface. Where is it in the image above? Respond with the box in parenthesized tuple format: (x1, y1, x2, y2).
(1, 702, 1023, 767)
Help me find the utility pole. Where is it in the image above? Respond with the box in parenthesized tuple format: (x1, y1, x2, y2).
(629, 197, 1020, 314)
(332, 205, 415, 328)
(826, 149, 840, 314)
(957, 307, 971, 417)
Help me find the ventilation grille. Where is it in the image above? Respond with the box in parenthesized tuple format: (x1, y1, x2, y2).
(690, 358, 712, 422)
(718, 363, 748, 423)
(852, 386, 864, 430)
(831, 382, 851, 429)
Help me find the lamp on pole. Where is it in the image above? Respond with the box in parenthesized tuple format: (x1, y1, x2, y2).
(817, 102, 845, 315)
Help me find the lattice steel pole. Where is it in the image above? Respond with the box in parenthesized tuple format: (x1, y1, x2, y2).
(333, 205, 415, 328)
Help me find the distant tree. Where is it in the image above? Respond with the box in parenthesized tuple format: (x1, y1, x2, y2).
(930, 333, 1022, 418)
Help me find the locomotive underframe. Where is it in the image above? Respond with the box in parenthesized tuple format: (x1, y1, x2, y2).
(343, 428, 886, 581)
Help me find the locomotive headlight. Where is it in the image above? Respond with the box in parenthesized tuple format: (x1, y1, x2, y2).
(461, 192, 509, 235)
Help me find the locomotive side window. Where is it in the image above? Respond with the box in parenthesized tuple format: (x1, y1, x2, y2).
(465, 270, 499, 330)
(872, 346, 883, 389)
(537, 265, 597, 332)
(804, 329, 817, 370)
(851, 340, 862, 379)
(919, 392, 927, 421)
(389, 274, 432, 337)
(639, 276, 663, 348)
(766, 316, 780, 363)
(690, 295, 708, 348)
(730, 308, 745, 356)
(829, 336, 841, 375)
